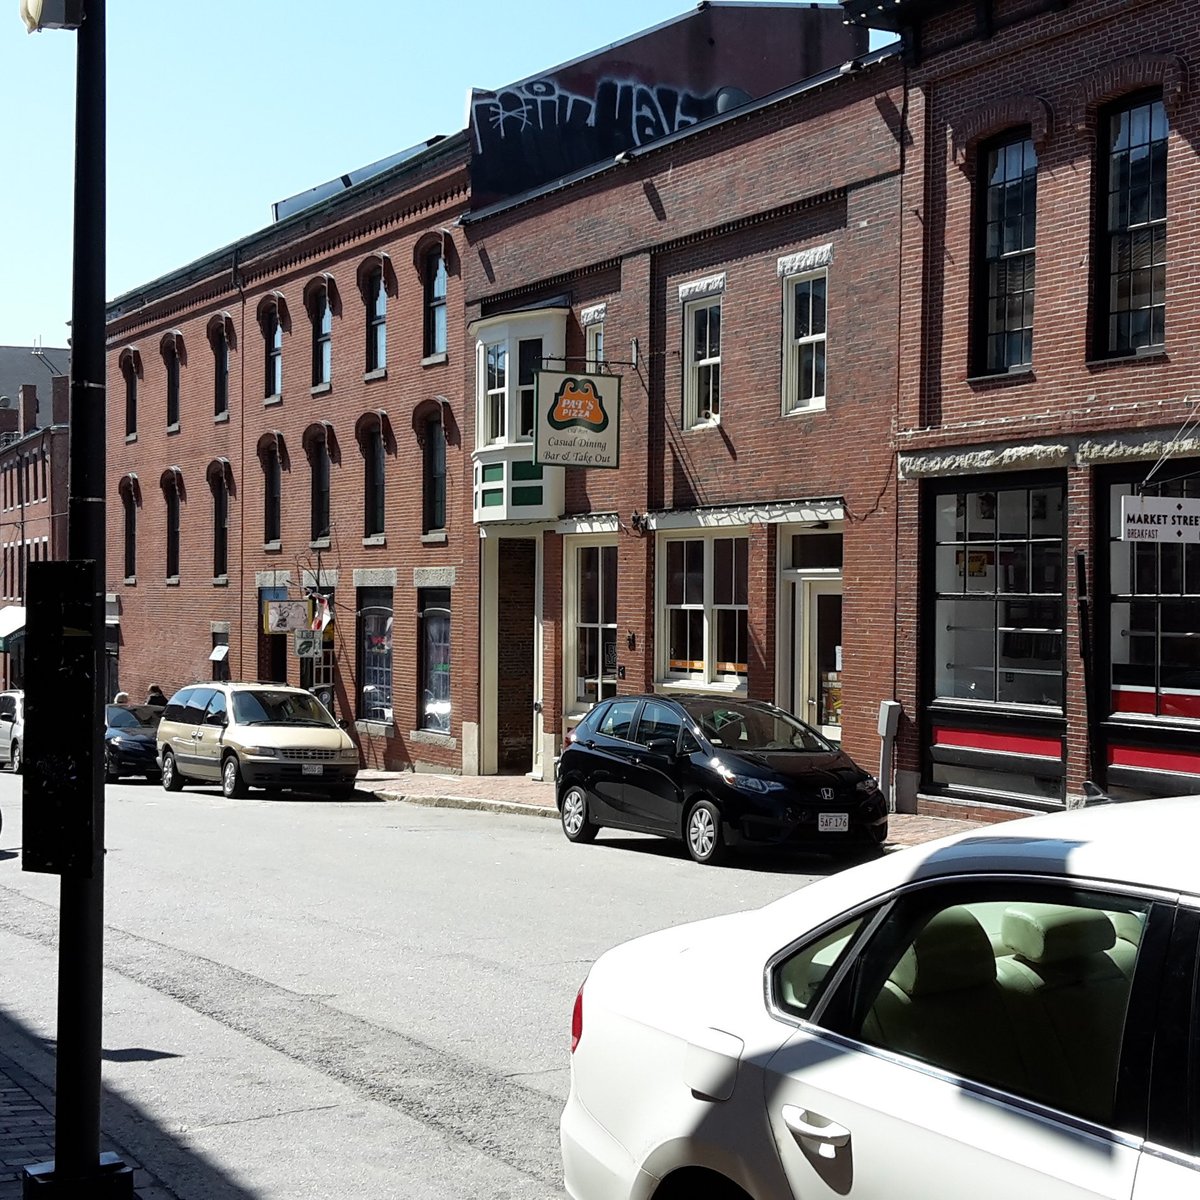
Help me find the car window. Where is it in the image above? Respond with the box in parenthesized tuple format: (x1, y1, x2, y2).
(575, 703, 610, 737)
(598, 699, 639, 741)
(634, 700, 682, 749)
(184, 687, 215, 725)
(775, 915, 868, 1020)
(829, 884, 1151, 1127)
(205, 691, 228, 725)
(230, 689, 336, 727)
(0, 695, 14, 719)
(107, 705, 161, 730)
(163, 688, 194, 723)
(683, 699, 832, 752)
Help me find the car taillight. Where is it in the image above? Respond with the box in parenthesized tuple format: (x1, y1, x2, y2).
(570, 982, 584, 1053)
(563, 729, 577, 746)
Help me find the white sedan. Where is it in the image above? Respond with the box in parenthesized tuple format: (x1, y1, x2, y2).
(561, 796, 1199, 1200)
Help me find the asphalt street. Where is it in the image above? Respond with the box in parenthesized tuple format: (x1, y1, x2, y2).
(0, 774, 842, 1199)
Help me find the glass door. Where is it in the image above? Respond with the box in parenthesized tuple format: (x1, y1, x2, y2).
(793, 578, 843, 741)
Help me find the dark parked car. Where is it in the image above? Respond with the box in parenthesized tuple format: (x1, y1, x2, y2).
(105, 704, 163, 782)
(555, 694, 887, 864)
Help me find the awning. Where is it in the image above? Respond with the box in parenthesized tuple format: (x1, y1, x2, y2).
(209, 644, 230, 662)
(0, 605, 25, 652)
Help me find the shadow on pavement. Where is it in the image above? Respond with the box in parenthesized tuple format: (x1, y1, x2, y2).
(592, 834, 872, 876)
(0, 1004, 258, 1200)
(182, 786, 386, 804)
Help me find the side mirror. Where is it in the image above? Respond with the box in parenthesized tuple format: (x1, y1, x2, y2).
(205, 712, 227, 727)
(646, 737, 677, 759)
(337, 718, 349, 730)
(0, 713, 14, 724)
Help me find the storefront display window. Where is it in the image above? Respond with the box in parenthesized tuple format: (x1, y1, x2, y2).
(575, 544, 617, 707)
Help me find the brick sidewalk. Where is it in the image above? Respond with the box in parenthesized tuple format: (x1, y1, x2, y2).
(354, 769, 988, 845)
(0, 1049, 176, 1200)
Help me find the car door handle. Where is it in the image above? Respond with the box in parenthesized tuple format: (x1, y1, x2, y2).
(782, 1104, 850, 1155)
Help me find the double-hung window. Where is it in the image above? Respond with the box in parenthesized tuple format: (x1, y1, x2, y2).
(311, 285, 332, 388)
(684, 298, 721, 427)
(262, 443, 282, 544)
(976, 134, 1038, 373)
(164, 478, 180, 580)
(663, 534, 748, 686)
(357, 586, 393, 722)
(122, 487, 136, 580)
(363, 423, 385, 538)
(365, 268, 387, 372)
(309, 431, 331, 542)
(574, 543, 618, 707)
(585, 323, 605, 371)
(164, 338, 181, 428)
(211, 471, 228, 578)
(122, 354, 137, 437)
(424, 247, 447, 357)
(783, 271, 827, 411)
(422, 414, 446, 533)
(516, 338, 541, 440)
(1099, 94, 1168, 356)
(419, 588, 451, 733)
(931, 483, 1065, 707)
(483, 344, 507, 445)
(264, 305, 283, 399)
(212, 323, 229, 418)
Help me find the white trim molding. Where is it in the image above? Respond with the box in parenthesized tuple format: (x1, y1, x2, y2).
(647, 500, 844, 530)
(777, 243, 833, 278)
(580, 303, 607, 327)
(678, 273, 726, 304)
(555, 513, 620, 534)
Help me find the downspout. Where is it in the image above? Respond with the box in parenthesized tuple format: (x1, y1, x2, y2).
(235, 247, 245, 683)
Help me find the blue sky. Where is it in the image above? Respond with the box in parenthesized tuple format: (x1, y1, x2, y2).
(1, 1, 889, 346)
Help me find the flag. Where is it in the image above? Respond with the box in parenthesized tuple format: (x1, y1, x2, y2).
(310, 595, 332, 632)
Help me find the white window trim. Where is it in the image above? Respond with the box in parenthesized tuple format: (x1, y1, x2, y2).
(683, 295, 722, 430)
(470, 310, 567, 451)
(782, 268, 828, 415)
(562, 533, 619, 720)
(655, 528, 750, 693)
(585, 323, 605, 373)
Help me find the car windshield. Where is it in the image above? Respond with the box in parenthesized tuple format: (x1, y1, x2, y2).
(682, 700, 832, 752)
(106, 705, 161, 730)
(231, 689, 336, 727)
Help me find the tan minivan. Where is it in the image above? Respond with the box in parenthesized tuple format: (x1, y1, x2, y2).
(157, 681, 360, 799)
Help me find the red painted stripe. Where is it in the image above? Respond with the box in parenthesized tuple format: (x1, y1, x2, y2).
(932, 726, 1061, 758)
(1111, 689, 1156, 715)
(1111, 689, 1200, 719)
(1108, 744, 1200, 774)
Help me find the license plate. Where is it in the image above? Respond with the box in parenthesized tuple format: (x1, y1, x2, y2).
(301, 763, 324, 776)
(818, 812, 849, 833)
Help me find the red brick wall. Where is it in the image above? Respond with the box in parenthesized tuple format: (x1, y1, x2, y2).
(496, 538, 536, 770)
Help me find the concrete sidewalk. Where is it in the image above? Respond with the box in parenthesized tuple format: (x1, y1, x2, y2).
(0, 1048, 175, 1200)
(354, 769, 988, 846)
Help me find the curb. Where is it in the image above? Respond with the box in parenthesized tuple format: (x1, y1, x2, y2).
(369, 789, 558, 820)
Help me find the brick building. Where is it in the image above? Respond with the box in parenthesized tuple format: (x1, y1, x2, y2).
(841, 0, 1200, 813)
(106, 134, 473, 770)
(0, 377, 71, 689)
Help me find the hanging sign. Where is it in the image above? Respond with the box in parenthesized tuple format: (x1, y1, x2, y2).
(1120, 494, 1200, 543)
(263, 599, 309, 633)
(534, 370, 621, 469)
(294, 630, 323, 659)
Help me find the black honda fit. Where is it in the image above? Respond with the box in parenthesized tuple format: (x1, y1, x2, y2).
(555, 694, 887, 864)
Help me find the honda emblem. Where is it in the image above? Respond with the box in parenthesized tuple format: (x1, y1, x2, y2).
(820, 787, 835, 801)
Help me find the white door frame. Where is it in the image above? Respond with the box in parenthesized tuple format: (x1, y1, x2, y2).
(783, 569, 843, 739)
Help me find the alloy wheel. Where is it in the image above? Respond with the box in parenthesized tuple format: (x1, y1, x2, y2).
(688, 807, 715, 858)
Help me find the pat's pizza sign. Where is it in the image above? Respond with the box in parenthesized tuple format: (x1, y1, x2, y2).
(534, 371, 621, 469)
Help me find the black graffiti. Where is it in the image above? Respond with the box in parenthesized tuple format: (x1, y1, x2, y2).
(471, 76, 751, 200)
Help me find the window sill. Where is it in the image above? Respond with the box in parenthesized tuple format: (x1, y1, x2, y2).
(123, 575, 136, 586)
(926, 697, 1066, 721)
(421, 352, 448, 368)
(165, 576, 180, 587)
(355, 719, 393, 737)
(421, 531, 448, 545)
(965, 366, 1034, 386)
(263, 539, 282, 553)
(310, 382, 332, 397)
(1085, 347, 1168, 369)
(410, 727, 456, 749)
(214, 410, 230, 424)
(362, 534, 386, 547)
(213, 575, 229, 587)
(309, 537, 331, 551)
(657, 678, 746, 696)
(784, 400, 827, 416)
(264, 393, 283, 408)
(363, 367, 388, 383)
(684, 417, 721, 433)
(166, 422, 181, 435)
(124, 432, 137, 444)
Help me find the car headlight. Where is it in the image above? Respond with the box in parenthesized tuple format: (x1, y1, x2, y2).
(732, 775, 786, 793)
(340, 747, 360, 761)
(243, 746, 279, 758)
(856, 776, 880, 793)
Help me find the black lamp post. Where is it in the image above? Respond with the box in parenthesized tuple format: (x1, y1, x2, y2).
(18, 1, 132, 1194)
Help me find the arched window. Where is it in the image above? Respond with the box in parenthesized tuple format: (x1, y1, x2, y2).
(208, 461, 230, 579)
(360, 416, 386, 538)
(306, 426, 332, 542)
(261, 299, 283, 399)
(261, 440, 282, 545)
(365, 266, 387, 372)
(119, 475, 138, 580)
(209, 316, 230, 418)
(120, 350, 139, 437)
(423, 245, 447, 357)
(423, 411, 446, 533)
(162, 334, 181, 428)
(162, 470, 182, 580)
(309, 282, 332, 388)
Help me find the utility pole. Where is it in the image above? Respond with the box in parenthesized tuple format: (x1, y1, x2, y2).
(19, 1, 132, 1194)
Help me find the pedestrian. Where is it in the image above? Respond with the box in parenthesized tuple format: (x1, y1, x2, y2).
(145, 684, 167, 707)
(113, 691, 131, 706)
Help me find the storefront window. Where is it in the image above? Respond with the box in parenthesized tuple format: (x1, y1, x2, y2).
(420, 588, 451, 733)
(931, 485, 1065, 707)
(357, 587, 393, 722)
(664, 535, 748, 685)
(1107, 475, 1200, 720)
(575, 544, 617, 706)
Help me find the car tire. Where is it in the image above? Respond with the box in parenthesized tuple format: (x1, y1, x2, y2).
(328, 784, 356, 801)
(10, 741, 21, 775)
(104, 752, 120, 784)
(685, 799, 728, 866)
(161, 749, 184, 792)
(221, 754, 248, 799)
(560, 784, 599, 843)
